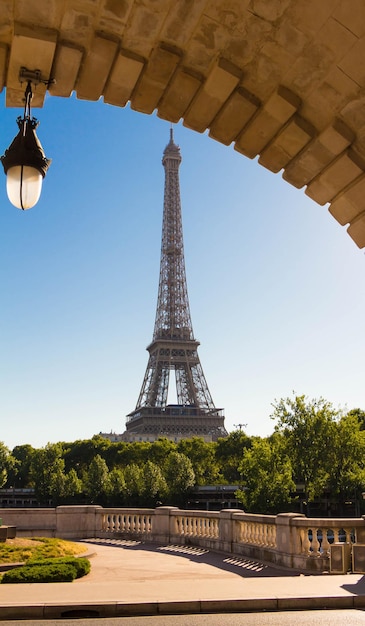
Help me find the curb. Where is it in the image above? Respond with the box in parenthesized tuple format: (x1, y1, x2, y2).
(1, 595, 365, 620)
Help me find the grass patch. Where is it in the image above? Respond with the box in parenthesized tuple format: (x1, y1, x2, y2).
(0, 537, 86, 564)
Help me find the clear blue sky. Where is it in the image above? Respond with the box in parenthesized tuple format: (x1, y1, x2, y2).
(0, 90, 364, 450)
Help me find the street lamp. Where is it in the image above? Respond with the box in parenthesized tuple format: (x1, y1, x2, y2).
(1, 68, 51, 210)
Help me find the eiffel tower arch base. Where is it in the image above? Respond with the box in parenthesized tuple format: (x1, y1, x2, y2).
(124, 405, 227, 442)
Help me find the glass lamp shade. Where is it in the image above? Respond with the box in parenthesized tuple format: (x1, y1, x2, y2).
(1, 116, 51, 210)
(6, 165, 43, 210)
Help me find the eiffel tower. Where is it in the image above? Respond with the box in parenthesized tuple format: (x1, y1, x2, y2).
(124, 130, 227, 442)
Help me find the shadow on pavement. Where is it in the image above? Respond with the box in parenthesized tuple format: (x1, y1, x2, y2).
(81, 537, 301, 579)
(342, 576, 365, 596)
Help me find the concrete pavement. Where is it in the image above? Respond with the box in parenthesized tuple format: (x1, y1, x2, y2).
(1, 538, 365, 620)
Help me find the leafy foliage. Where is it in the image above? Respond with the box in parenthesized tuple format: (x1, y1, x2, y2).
(26, 556, 90, 578)
(327, 411, 365, 501)
(272, 394, 340, 501)
(82, 454, 110, 504)
(164, 452, 195, 504)
(2, 562, 78, 583)
(177, 438, 220, 484)
(0, 441, 14, 489)
(30, 443, 66, 504)
(7, 444, 35, 488)
(1, 555, 90, 584)
(236, 434, 295, 513)
(140, 461, 168, 506)
(215, 430, 251, 483)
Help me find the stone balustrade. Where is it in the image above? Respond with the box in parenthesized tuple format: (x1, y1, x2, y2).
(102, 510, 154, 538)
(1, 505, 365, 573)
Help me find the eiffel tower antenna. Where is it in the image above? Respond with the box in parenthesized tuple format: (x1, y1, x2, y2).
(124, 132, 227, 442)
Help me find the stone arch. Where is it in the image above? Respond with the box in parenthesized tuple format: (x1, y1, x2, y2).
(1, 1, 365, 247)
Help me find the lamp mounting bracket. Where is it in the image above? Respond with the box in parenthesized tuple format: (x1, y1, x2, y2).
(19, 67, 56, 88)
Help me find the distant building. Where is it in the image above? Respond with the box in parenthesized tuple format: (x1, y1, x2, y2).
(186, 485, 243, 511)
(0, 488, 41, 508)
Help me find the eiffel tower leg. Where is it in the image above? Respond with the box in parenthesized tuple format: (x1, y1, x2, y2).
(136, 350, 170, 408)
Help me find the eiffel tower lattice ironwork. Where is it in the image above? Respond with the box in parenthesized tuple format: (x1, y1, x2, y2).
(125, 130, 227, 441)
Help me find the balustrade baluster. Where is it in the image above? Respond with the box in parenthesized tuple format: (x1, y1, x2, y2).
(267, 524, 272, 547)
(311, 527, 321, 557)
(254, 522, 259, 545)
(321, 528, 330, 556)
(300, 529, 310, 555)
(271, 525, 277, 548)
(202, 518, 207, 537)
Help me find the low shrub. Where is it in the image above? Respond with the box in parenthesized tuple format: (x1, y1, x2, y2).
(1, 556, 91, 584)
(27, 556, 91, 578)
(2, 563, 77, 583)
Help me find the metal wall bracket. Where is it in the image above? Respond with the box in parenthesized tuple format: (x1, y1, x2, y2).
(19, 67, 56, 88)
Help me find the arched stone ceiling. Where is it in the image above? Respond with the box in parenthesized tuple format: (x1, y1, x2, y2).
(1, 0, 365, 247)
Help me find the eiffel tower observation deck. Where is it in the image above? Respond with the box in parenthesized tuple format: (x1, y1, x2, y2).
(124, 130, 227, 442)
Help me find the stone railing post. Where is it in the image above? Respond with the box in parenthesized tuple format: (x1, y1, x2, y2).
(276, 512, 304, 568)
(151, 506, 179, 544)
(356, 517, 365, 543)
(219, 509, 242, 553)
(56, 505, 103, 540)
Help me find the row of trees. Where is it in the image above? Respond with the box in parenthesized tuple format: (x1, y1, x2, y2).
(1, 395, 365, 514)
(0, 433, 249, 507)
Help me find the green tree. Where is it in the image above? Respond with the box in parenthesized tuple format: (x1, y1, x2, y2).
(107, 467, 126, 506)
(63, 436, 111, 474)
(64, 468, 83, 502)
(8, 444, 35, 488)
(0, 442, 14, 488)
(30, 443, 66, 504)
(177, 438, 219, 484)
(123, 463, 143, 506)
(149, 438, 177, 467)
(164, 452, 195, 504)
(236, 434, 295, 513)
(83, 454, 110, 504)
(272, 394, 339, 502)
(117, 441, 152, 468)
(140, 461, 167, 506)
(346, 408, 365, 431)
(328, 411, 365, 512)
(215, 429, 251, 483)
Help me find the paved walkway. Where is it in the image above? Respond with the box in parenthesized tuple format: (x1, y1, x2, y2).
(1, 538, 365, 620)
